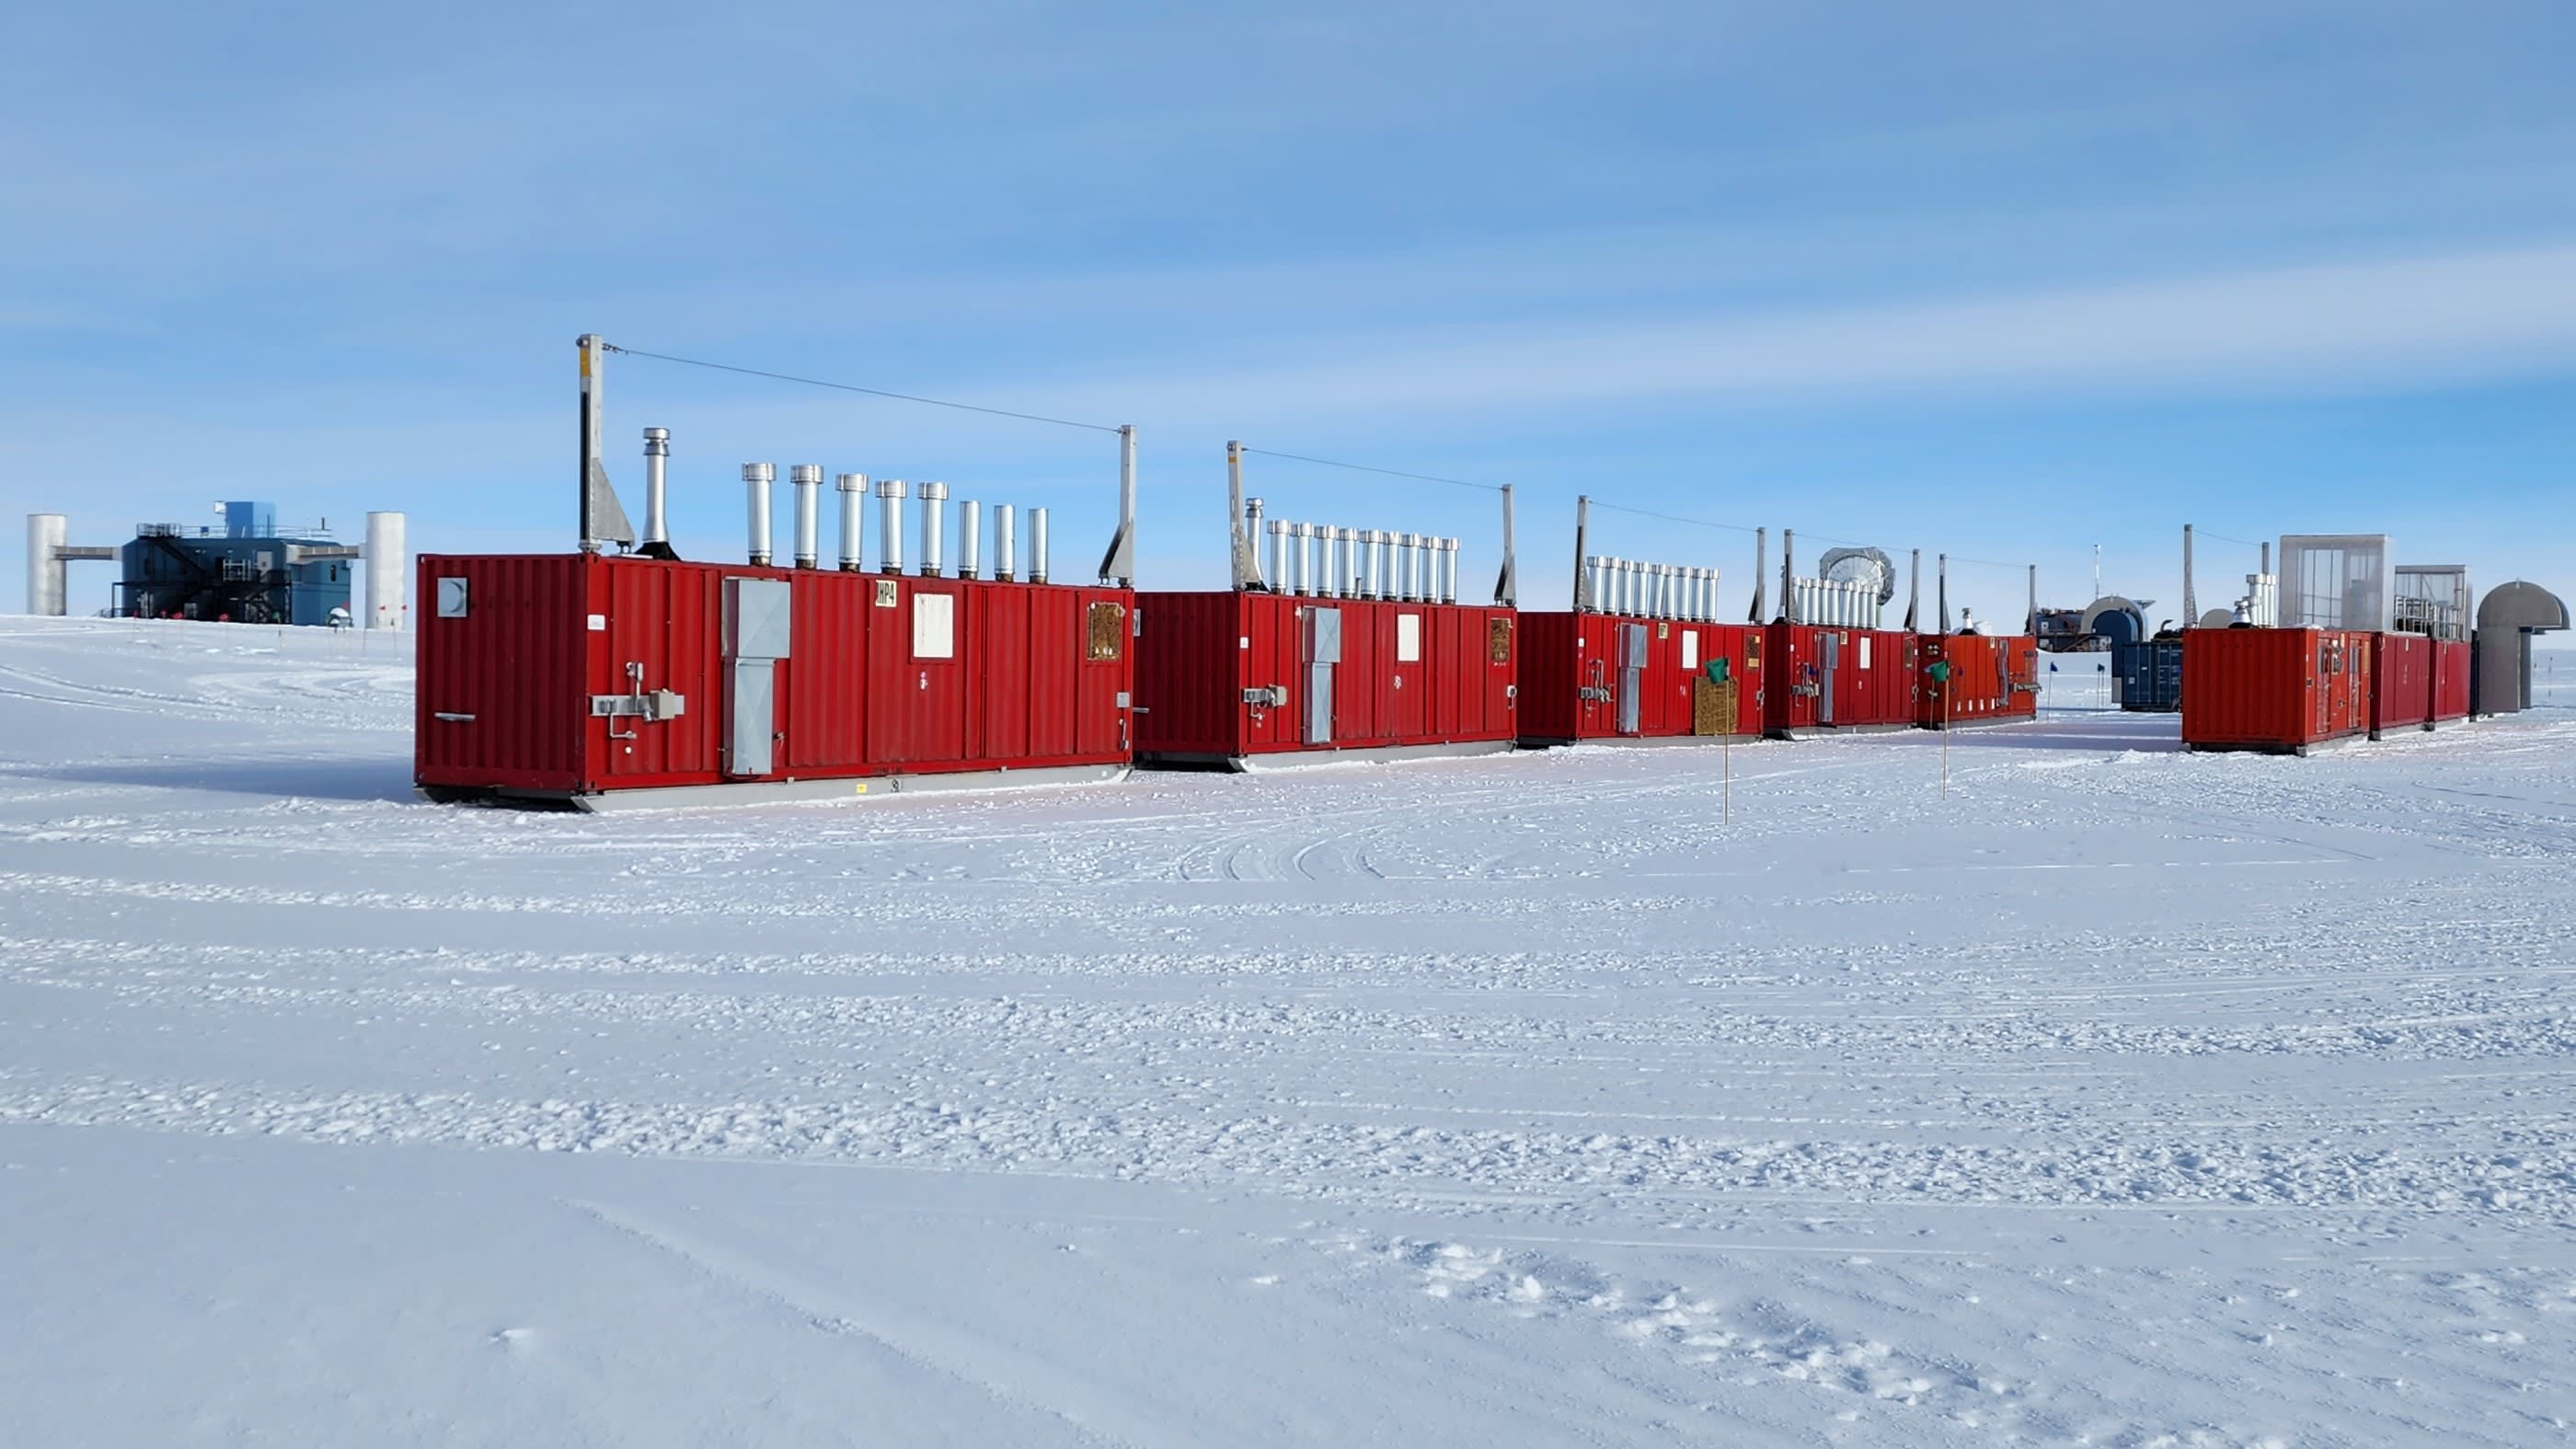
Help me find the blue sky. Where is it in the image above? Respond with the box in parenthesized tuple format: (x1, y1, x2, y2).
(7, 1, 2572, 622)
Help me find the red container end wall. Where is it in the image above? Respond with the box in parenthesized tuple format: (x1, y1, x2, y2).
(1916, 634, 2041, 730)
(1132, 591, 1517, 764)
(2369, 632, 2432, 737)
(2432, 638, 2472, 722)
(417, 555, 1133, 799)
(2182, 627, 2375, 753)
(1763, 625, 1919, 736)
(1515, 613, 1763, 743)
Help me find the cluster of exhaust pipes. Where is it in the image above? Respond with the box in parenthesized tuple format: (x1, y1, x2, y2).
(1247, 498, 1463, 604)
(642, 431, 1052, 582)
(1786, 578, 1882, 628)
(1581, 558, 1722, 619)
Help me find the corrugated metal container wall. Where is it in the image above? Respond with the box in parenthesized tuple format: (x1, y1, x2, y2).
(1132, 591, 1517, 764)
(416, 555, 589, 791)
(2431, 638, 2472, 722)
(2369, 632, 2432, 737)
(1765, 625, 1917, 735)
(2182, 627, 2374, 753)
(1916, 634, 2040, 729)
(1515, 615, 1763, 743)
(417, 556, 1133, 799)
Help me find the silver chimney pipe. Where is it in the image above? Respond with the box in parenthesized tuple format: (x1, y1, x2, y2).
(1338, 527, 1359, 597)
(1905, 549, 1921, 632)
(1268, 518, 1290, 593)
(1780, 530, 1797, 624)
(789, 464, 822, 569)
(960, 500, 983, 580)
(1287, 523, 1309, 595)
(995, 503, 1018, 581)
(1317, 525, 1340, 598)
(641, 428, 671, 551)
(1751, 526, 1768, 624)
(1583, 556, 1605, 613)
(2182, 523, 2197, 626)
(1439, 537, 1459, 604)
(1376, 531, 1396, 600)
(2027, 564, 2037, 636)
(916, 481, 949, 577)
(1244, 495, 1267, 591)
(742, 463, 776, 566)
(875, 478, 906, 573)
(1938, 553, 1950, 633)
(835, 473, 867, 569)
(1030, 507, 1051, 584)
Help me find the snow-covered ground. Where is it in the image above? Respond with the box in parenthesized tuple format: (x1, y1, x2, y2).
(3, 617, 2571, 1447)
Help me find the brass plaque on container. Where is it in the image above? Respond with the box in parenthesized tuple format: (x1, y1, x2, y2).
(1087, 602, 1126, 661)
(1693, 678, 1738, 736)
(1488, 615, 1512, 664)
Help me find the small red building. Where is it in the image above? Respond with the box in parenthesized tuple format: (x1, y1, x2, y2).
(2182, 627, 2374, 754)
(1764, 625, 1920, 737)
(1517, 614, 1763, 743)
(1916, 633, 2041, 730)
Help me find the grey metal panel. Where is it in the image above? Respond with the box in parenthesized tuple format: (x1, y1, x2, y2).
(1305, 663, 1335, 744)
(726, 661, 776, 776)
(1820, 630, 1840, 724)
(724, 576, 793, 661)
(1305, 605, 1342, 664)
(1616, 623, 1646, 733)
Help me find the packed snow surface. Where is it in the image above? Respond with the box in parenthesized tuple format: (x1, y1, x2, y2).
(3, 617, 2572, 1446)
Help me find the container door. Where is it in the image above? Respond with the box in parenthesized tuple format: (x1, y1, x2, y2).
(722, 576, 791, 777)
(1818, 630, 1840, 725)
(1304, 606, 1340, 744)
(1616, 622, 1647, 733)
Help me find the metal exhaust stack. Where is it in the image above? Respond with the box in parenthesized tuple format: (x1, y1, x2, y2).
(790, 464, 822, 569)
(2182, 523, 2197, 626)
(875, 479, 906, 573)
(1750, 526, 1767, 624)
(2026, 564, 2038, 636)
(1571, 496, 1593, 612)
(995, 504, 1017, 582)
(1316, 524, 1338, 599)
(835, 474, 867, 569)
(1938, 553, 1950, 632)
(1905, 549, 1921, 632)
(960, 500, 982, 580)
(917, 482, 949, 577)
(1583, 556, 1605, 614)
(1290, 523, 1311, 595)
(742, 463, 776, 566)
(1098, 424, 1137, 588)
(1440, 537, 1459, 604)
(1269, 519, 1290, 594)
(1780, 529, 1797, 624)
(576, 335, 636, 555)
(1338, 527, 1358, 597)
(1494, 484, 1519, 608)
(640, 428, 672, 557)
(1030, 507, 1051, 584)
(364, 512, 406, 629)
(1243, 493, 1267, 591)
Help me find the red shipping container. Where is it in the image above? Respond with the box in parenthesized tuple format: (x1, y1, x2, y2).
(1763, 624, 1919, 737)
(2431, 638, 2472, 722)
(1916, 634, 2041, 730)
(2182, 627, 2375, 754)
(1516, 614, 1763, 744)
(417, 555, 1134, 807)
(1132, 591, 1517, 766)
(2368, 632, 2433, 738)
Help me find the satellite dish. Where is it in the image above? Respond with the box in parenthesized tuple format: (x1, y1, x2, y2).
(2198, 608, 2237, 629)
(1815, 546, 1897, 604)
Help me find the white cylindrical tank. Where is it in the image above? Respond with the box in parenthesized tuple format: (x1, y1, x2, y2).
(26, 513, 68, 616)
(364, 512, 406, 630)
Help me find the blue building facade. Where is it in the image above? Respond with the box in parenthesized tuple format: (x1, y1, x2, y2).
(117, 501, 356, 625)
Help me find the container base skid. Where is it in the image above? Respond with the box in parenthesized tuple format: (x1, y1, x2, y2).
(1178, 738, 1518, 773)
(1765, 721, 1917, 742)
(2185, 738, 2358, 759)
(426, 762, 1133, 811)
(1915, 715, 2045, 733)
(1517, 730, 1760, 749)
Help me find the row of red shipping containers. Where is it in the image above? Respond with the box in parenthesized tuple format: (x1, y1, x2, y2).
(1915, 634, 2041, 730)
(415, 555, 1134, 802)
(2367, 632, 2474, 737)
(1515, 614, 1765, 742)
(1130, 592, 1518, 765)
